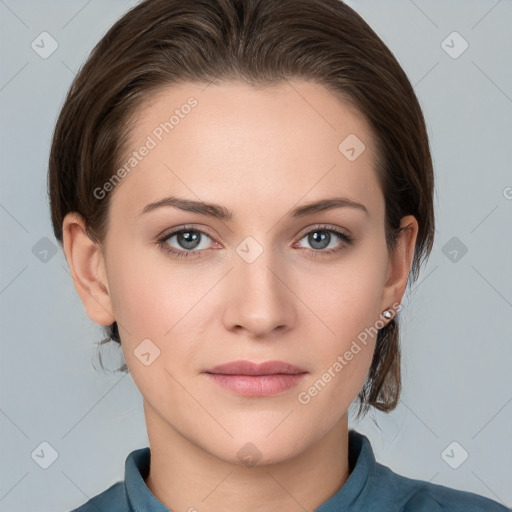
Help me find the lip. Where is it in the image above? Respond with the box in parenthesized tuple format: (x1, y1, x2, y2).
(204, 360, 308, 397)
(205, 360, 307, 376)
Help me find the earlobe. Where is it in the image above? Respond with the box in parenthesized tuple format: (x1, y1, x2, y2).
(380, 215, 419, 317)
(62, 212, 115, 326)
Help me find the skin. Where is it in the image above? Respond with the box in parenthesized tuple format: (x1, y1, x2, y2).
(62, 80, 418, 512)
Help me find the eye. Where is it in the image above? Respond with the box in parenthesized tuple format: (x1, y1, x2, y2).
(158, 226, 216, 259)
(294, 225, 353, 256)
(157, 224, 353, 260)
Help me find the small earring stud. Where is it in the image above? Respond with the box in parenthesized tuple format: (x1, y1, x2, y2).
(382, 309, 393, 319)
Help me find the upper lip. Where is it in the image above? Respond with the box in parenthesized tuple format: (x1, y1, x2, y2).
(205, 360, 307, 376)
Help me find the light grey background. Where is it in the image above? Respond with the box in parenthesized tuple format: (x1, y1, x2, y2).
(1, 0, 511, 511)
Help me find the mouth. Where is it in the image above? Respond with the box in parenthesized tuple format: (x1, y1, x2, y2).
(203, 360, 308, 397)
(205, 360, 307, 376)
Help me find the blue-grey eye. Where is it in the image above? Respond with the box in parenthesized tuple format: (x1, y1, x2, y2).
(164, 229, 212, 251)
(298, 229, 348, 251)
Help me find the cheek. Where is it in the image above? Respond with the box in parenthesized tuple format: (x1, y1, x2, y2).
(106, 246, 218, 355)
(299, 247, 388, 339)
(108, 268, 161, 335)
(295, 244, 387, 390)
(105, 255, 199, 399)
(104, 240, 168, 343)
(295, 279, 381, 414)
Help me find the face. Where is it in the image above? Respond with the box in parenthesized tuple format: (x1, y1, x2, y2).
(68, 80, 415, 465)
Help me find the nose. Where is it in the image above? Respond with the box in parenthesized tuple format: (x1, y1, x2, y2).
(221, 244, 297, 339)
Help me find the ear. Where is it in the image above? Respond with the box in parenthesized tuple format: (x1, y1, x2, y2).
(62, 212, 115, 326)
(379, 215, 419, 320)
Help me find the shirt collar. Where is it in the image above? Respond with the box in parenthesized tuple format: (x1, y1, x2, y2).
(125, 446, 170, 511)
(316, 429, 374, 510)
(124, 429, 374, 511)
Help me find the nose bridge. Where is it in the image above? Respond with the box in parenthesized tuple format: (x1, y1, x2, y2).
(224, 234, 296, 335)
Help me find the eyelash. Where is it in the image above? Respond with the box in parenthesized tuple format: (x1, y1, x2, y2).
(157, 224, 353, 260)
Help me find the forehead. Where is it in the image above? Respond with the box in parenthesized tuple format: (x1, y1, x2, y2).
(112, 80, 383, 221)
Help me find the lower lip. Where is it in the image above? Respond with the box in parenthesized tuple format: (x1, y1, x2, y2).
(205, 373, 307, 396)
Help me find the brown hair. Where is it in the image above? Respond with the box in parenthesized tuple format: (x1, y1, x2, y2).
(48, 0, 435, 416)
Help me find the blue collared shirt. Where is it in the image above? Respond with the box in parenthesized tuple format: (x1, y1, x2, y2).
(70, 430, 509, 511)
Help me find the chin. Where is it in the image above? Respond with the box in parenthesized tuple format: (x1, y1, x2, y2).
(212, 429, 312, 468)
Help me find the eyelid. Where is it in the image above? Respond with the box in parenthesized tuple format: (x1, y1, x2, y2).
(295, 223, 352, 240)
(157, 224, 217, 242)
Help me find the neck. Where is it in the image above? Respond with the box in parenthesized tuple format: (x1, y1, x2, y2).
(143, 401, 350, 512)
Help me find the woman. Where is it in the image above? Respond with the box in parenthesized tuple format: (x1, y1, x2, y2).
(48, 0, 509, 510)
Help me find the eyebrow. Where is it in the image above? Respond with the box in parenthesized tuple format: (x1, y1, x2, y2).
(139, 195, 369, 220)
